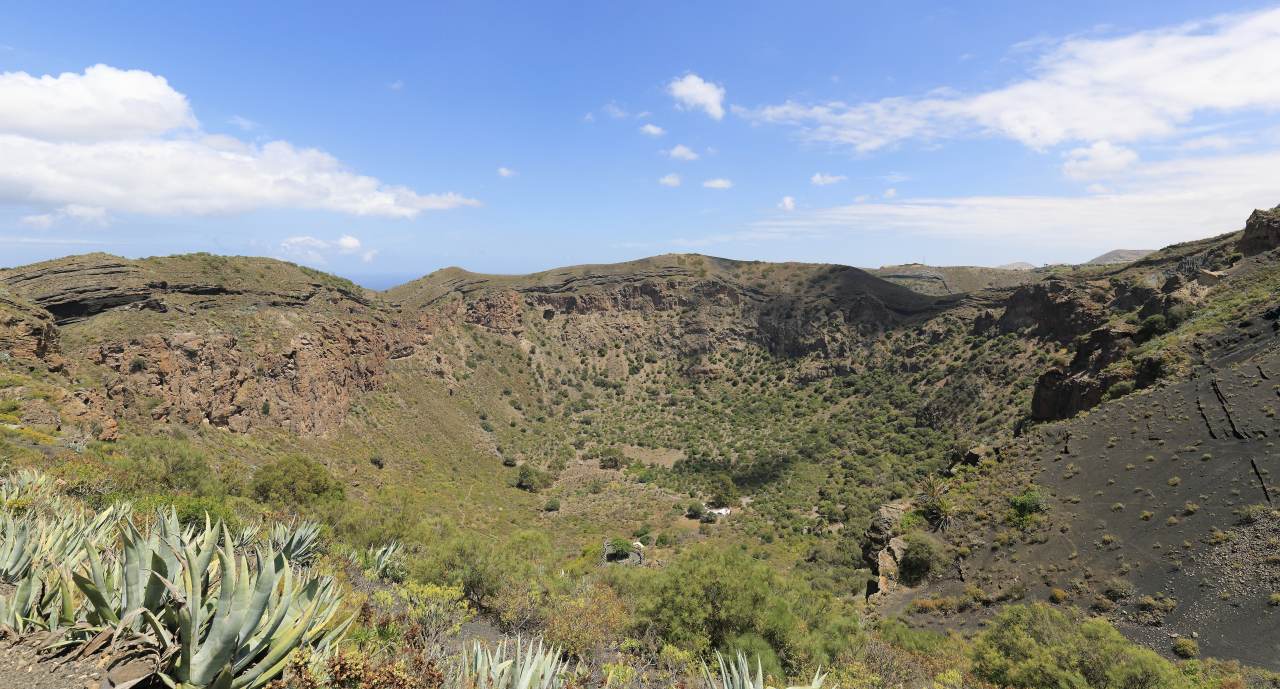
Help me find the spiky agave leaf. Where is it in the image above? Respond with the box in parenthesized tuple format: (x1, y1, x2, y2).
(269, 520, 322, 568)
(462, 638, 567, 689)
(162, 527, 349, 689)
(702, 652, 826, 689)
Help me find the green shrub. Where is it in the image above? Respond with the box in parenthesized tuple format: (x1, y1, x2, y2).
(972, 603, 1188, 689)
(250, 454, 344, 506)
(898, 532, 942, 586)
(515, 464, 553, 492)
(1172, 637, 1199, 658)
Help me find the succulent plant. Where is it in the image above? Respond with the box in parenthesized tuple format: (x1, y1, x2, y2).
(702, 651, 826, 689)
(462, 637, 568, 689)
(364, 540, 404, 582)
(269, 520, 322, 567)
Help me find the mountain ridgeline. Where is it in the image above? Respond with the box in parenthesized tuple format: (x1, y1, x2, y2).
(2, 206, 1279, 683)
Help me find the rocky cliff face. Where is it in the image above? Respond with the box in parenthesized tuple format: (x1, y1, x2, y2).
(1, 254, 406, 437)
(1238, 206, 1280, 256)
(0, 287, 59, 362)
(92, 322, 398, 434)
(995, 279, 1109, 344)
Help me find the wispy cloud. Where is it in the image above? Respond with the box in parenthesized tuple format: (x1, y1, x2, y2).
(810, 172, 846, 186)
(228, 115, 259, 131)
(639, 123, 666, 137)
(497, 166, 518, 177)
(742, 150, 1280, 249)
(658, 173, 681, 187)
(740, 8, 1280, 152)
(702, 178, 733, 189)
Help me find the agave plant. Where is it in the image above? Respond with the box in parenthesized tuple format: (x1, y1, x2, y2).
(162, 527, 351, 689)
(233, 521, 262, 551)
(0, 468, 55, 503)
(270, 520, 322, 567)
(462, 638, 568, 689)
(0, 567, 76, 638)
(0, 512, 34, 583)
(703, 651, 826, 689)
(363, 540, 405, 582)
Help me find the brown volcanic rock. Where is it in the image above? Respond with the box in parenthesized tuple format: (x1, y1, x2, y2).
(2, 253, 402, 437)
(1030, 325, 1137, 421)
(1237, 205, 1280, 256)
(997, 279, 1108, 344)
(0, 286, 59, 361)
(94, 318, 398, 435)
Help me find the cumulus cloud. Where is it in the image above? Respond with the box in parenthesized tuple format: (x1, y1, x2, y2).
(703, 178, 733, 189)
(280, 234, 370, 264)
(497, 166, 518, 177)
(665, 144, 699, 161)
(741, 7, 1280, 152)
(668, 73, 726, 120)
(0, 65, 477, 219)
(1062, 141, 1138, 180)
(778, 196, 796, 211)
(639, 123, 666, 137)
(0, 64, 196, 141)
(810, 172, 846, 186)
(658, 173, 681, 187)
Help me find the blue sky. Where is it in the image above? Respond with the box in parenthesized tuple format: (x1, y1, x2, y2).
(2, 2, 1279, 287)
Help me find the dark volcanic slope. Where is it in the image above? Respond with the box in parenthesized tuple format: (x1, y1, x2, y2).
(903, 298, 1280, 668)
(1034, 310, 1279, 666)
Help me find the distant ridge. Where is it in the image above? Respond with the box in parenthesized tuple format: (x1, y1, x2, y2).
(1086, 249, 1154, 265)
(996, 261, 1034, 270)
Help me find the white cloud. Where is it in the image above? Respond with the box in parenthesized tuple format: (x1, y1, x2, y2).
(388, 80, 404, 91)
(658, 173, 681, 187)
(665, 144, 699, 161)
(1178, 134, 1247, 151)
(703, 178, 733, 189)
(20, 203, 108, 228)
(0, 65, 478, 219)
(639, 123, 666, 137)
(810, 172, 846, 186)
(228, 115, 259, 131)
(668, 73, 726, 120)
(603, 102, 628, 119)
(742, 8, 1280, 151)
(747, 149, 1280, 250)
(280, 234, 369, 265)
(778, 196, 796, 211)
(497, 166, 518, 177)
(883, 188, 898, 199)
(0, 64, 196, 141)
(1062, 141, 1138, 180)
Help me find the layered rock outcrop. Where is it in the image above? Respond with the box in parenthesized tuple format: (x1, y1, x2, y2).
(1238, 206, 1280, 256)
